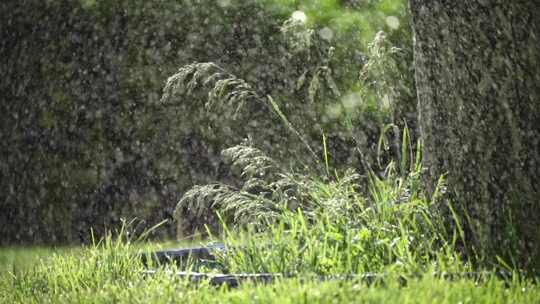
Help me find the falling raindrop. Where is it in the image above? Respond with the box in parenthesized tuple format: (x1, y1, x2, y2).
(217, 0, 231, 8)
(385, 16, 400, 30)
(318, 27, 334, 41)
(342, 92, 363, 112)
(291, 10, 307, 23)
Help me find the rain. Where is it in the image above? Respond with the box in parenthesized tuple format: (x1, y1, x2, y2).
(1, 0, 539, 302)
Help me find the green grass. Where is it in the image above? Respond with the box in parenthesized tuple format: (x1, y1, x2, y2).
(3, 131, 538, 303)
(2, 1, 537, 302)
(1, 242, 538, 303)
(0, 247, 72, 274)
(1, 158, 538, 303)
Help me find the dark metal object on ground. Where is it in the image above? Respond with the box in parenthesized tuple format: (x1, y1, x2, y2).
(142, 244, 512, 287)
(142, 270, 390, 287)
(142, 270, 279, 287)
(141, 243, 224, 266)
(142, 269, 512, 287)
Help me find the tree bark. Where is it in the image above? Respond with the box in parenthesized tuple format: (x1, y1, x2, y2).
(409, 0, 540, 270)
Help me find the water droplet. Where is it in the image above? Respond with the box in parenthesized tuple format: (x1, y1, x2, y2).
(318, 27, 334, 41)
(291, 10, 307, 23)
(326, 104, 342, 119)
(342, 92, 363, 111)
(385, 16, 400, 30)
(217, 0, 231, 7)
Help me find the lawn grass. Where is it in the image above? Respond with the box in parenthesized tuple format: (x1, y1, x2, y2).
(2, 132, 538, 303)
(0, 246, 58, 273)
(0, 242, 538, 304)
(1, 206, 538, 303)
(2, 142, 538, 303)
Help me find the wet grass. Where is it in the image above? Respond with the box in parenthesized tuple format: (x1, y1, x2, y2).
(2, 137, 539, 303)
(0, 241, 538, 304)
(0, 247, 67, 274)
(1, 169, 539, 303)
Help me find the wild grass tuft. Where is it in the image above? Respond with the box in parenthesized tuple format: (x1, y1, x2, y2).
(213, 135, 468, 277)
(172, 124, 462, 278)
(175, 145, 315, 232)
(161, 62, 262, 120)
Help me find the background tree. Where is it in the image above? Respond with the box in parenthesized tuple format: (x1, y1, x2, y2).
(409, 0, 540, 270)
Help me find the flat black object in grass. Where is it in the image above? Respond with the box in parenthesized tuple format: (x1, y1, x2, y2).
(141, 244, 513, 287)
(141, 243, 225, 267)
(142, 270, 280, 287)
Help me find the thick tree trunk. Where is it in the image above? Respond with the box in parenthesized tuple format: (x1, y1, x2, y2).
(409, 1, 540, 269)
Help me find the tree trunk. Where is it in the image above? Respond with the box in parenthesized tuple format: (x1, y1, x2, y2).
(409, 1, 540, 270)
